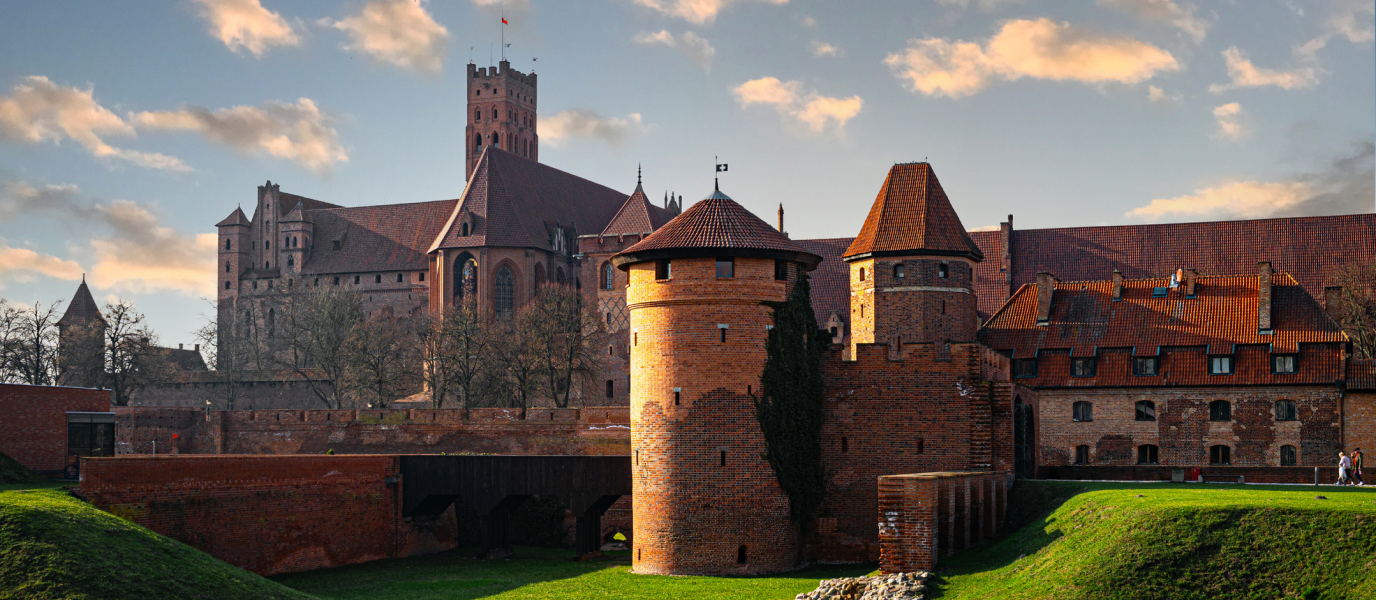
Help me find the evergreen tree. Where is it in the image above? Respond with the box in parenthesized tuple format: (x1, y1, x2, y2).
(754, 269, 828, 527)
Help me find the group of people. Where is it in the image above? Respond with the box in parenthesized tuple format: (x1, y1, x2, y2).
(1338, 448, 1364, 485)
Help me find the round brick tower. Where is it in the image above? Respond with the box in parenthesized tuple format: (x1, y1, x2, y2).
(612, 187, 822, 575)
(843, 162, 984, 353)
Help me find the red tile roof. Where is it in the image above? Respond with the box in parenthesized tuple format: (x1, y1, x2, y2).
(612, 189, 822, 269)
(434, 147, 631, 252)
(600, 182, 675, 237)
(216, 207, 250, 227)
(794, 238, 852, 326)
(277, 192, 339, 216)
(843, 162, 983, 261)
(1350, 359, 1376, 391)
(302, 199, 459, 274)
(57, 279, 102, 327)
(969, 214, 1376, 319)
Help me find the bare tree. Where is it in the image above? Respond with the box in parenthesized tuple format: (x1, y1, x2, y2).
(445, 303, 496, 417)
(11, 301, 63, 386)
(415, 311, 456, 409)
(101, 301, 171, 406)
(192, 301, 256, 410)
(345, 315, 422, 409)
(1331, 260, 1376, 359)
(494, 311, 542, 418)
(528, 285, 601, 408)
(273, 287, 363, 408)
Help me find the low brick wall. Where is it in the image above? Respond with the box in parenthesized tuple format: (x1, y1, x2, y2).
(877, 471, 1008, 574)
(79, 455, 456, 576)
(1038, 465, 1342, 484)
(0, 384, 110, 473)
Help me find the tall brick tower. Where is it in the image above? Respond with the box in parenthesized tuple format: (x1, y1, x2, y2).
(843, 162, 984, 354)
(613, 187, 822, 576)
(466, 60, 537, 180)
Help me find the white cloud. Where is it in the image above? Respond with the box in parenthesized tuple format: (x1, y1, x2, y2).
(884, 19, 1179, 98)
(323, 0, 449, 73)
(1327, 0, 1374, 43)
(1208, 47, 1319, 93)
(0, 76, 187, 171)
(633, 30, 716, 71)
(1148, 85, 1182, 104)
(1212, 102, 1248, 140)
(968, 224, 1002, 232)
(538, 110, 644, 147)
(811, 41, 841, 57)
(1097, 0, 1208, 43)
(132, 98, 347, 175)
(0, 181, 217, 296)
(630, 0, 788, 24)
(733, 77, 862, 132)
(192, 0, 300, 56)
(936, 0, 1025, 11)
(1126, 142, 1375, 222)
(800, 15, 817, 28)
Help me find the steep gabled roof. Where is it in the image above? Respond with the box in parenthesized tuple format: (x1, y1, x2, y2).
(276, 192, 339, 216)
(434, 147, 630, 252)
(281, 201, 306, 223)
(613, 188, 822, 270)
(302, 199, 459, 274)
(793, 238, 853, 327)
(216, 207, 250, 227)
(57, 279, 102, 327)
(600, 182, 674, 237)
(843, 162, 983, 261)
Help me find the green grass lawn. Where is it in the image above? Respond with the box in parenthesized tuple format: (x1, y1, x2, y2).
(272, 548, 875, 600)
(932, 481, 1376, 600)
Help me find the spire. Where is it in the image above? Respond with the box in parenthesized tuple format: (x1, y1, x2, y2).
(777, 203, 785, 234)
(843, 162, 983, 261)
(637, 163, 642, 185)
(57, 278, 103, 327)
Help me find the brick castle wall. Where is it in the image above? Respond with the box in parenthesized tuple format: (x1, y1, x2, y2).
(78, 455, 457, 576)
(1035, 387, 1341, 467)
(1344, 392, 1376, 459)
(0, 384, 110, 472)
(629, 256, 799, 575)
(815, 343, 1014, 561)
(849, 257, 978, 351)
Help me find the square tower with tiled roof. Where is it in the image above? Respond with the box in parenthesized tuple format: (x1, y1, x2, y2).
(466, 60, 537, 180)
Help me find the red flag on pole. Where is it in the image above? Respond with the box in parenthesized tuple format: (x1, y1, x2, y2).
(502, 17, 508, 24)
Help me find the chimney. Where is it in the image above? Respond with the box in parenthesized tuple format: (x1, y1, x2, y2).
(1111, 270, 1124, 302)
(778, 203, 785, 234)
(1257, 261, 1273, 333)
(1184, 268, 1198, 297)
(178, 343, 184, 350)
(1035, 272, 1057, 326)
(1000, 214, 1014, 300)
(1324, 286, 1344, 320)
(194, 343, 200, 352)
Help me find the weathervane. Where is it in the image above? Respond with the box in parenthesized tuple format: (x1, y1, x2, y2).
(715, 156, 728, 191)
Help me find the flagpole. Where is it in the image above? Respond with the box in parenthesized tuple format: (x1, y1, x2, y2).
(501, 11, 505, 61)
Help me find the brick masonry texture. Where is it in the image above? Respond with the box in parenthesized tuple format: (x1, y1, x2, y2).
(78, 455, 456, 576)
(0, 384, 110, 472)
(877, 472, 1008, 574)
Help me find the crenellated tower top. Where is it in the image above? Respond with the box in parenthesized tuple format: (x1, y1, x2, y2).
(466, 60, 538, 179)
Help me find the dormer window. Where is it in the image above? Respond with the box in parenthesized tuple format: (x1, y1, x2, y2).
(1272, 355, 1297, 374)
(1210, 356, 1233, 375)
(1133, 357, 1159, 376)
(1071, 357, 1095, 377)
(461, 222, 470, 237)
(1013, 358, 1037, 378)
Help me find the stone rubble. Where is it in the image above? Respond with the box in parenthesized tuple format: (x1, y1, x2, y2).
(796, 572, 930, 600)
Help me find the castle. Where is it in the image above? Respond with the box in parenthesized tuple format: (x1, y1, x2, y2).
(52, 57, 1376, 576)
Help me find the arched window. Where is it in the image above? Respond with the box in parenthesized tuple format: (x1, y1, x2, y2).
(474, 108, 480, 121)
(1280, 445, 1297, 466)
(265, 261, 270, 269)
(492, 108, 497, 119)
(455, 256, 477, 302)
(493, 133, 500, 148)
(225, 262, 231, 273)
(1275, 400, 1298, 421)
(556, 267, 565, 285)
(1072, 401, 1093, 422)
(287, 257, 294, 267)
(601, 262, 614, 290)
(475, 134, 482, 151)
(1137, 444, 1159, 464)
(225, 239, 232, 250)
(534, 263, 546, 292)
(859, 267, 866, 281)
(494, 266, 515, 319)
(1209, 400, 1231, 422)
(893, 264, 904, 279)
(1135, 400, 1156, 421)
(1209, 445, 1231, 465)
(1074, 445, 1090, 464)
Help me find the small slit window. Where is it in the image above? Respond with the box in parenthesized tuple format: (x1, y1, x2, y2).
(1209, 445, 1231, 465)
(332, 240, 341, 251)
(720, 450, 727, 466)
(397, 273, 404, 283)
(1074, 445, 1090, 465)
(1133, 357, 1159, 376)
(1210, 356, 1233, 375)
(375, 274, 382, 284)
(606, 380, 614, 398)
(1209, 400, 1231, 422)
(737, 545, 747, 564)
(716, 258, 734, 278)
(1273, 355, 1297, 374)
(774, 260, 788, 281)
(1072, 401, 1093, 422)
(859, 267, 865, 281)
(938, 263, 949, 278)
(1275, 400, 1298, 421)
(1071, 357, 1095, 377)
(1280, 445, 1297, 466)
(673, 388, 681, 405)
(1137, 444, 1159, 465)
(840, 437, 848, 453)
(1135, 400, 1156, 421)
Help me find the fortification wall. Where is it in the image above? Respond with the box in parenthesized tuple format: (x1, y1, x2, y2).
(115, 406, 631, 457)
(0, 383, 110, 472)
(78, 455, 456, 576)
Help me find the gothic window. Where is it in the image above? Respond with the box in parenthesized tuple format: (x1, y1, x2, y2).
(534, 263, 545, 291)
(1072, 401, 1093, 422)
(225, 262, 231, 273)
(601, 262, 614, 290)
(1137, 444, 1159, 465)
(475, 134, 482, 151)
(265, 261, 270, 269)
(1275, 400, 1298, 421)
(556, 267, 565, 285)
(1209, 400, 1231, 422)
(1074, 445, 1090, 465)
(1280, 445, 1297, 466)
(461, 222, 469, 236)
(287, 257, 293, 267)
(494, 266, 515, 319)
(494, 133, 500, 148)
(859, 267, 866, 281)
(1135, 400, 1156, 421)
(492, 108, 497, 119)
(1209, 445, 1231, 465)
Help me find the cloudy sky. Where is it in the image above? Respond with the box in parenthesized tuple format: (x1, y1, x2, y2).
(1, 0, 1372, 344)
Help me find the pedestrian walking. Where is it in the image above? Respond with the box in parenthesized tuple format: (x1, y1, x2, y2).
(1353, 448, 1364, 486)
(1337, 452, 1351, 486)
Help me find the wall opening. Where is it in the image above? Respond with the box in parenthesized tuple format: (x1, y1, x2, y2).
(841, 437, 848, 453)
(737, 545, 747, 564)
(720, 450, 726, 466)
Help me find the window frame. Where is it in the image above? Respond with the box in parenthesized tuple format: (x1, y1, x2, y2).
(1013, 358, 1038, 379)
(1137, 444, 1159, 465)
(1272, 354, 1298, 374)
(1071, 357, 1096, 378)
(1135, 400, 1156, 422)
(1209, 355, 1234, 375)
(1074, 445, 1090, 465)
(1072, 401, 1093, 422)
(1280, 444, 1297, 466)
(715, 257, 735, 279)
(774, 260, 789, 281)
(1209, 444, 1231, 465)
(654, 260, 671, 281)
(1133, 356, 1160, 376)
(893, 263, 905, 279)
(1275, 399, 1298, 421)
(1209, 400, 1232, 422)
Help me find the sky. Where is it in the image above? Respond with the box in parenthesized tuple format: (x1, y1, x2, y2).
(0, 0, 1372, 347)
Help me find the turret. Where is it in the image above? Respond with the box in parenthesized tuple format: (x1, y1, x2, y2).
(279, 202, 312, 276)
(843, 162, 983, 354)
(216, 206, 251, 299)
(613, 186, 821, 576)
(466, 60, 538, 180)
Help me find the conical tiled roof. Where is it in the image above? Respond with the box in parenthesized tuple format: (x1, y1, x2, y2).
(612, 188, 821, 270)
(843, 162, 983, 261)
(600, 182, 674, 237)
(57, 278, 102, 327)
(216, 207, 250, 227)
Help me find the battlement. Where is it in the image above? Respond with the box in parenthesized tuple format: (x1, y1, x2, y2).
(831, 340, 1006, 378)
(468, 60, 537, 88)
